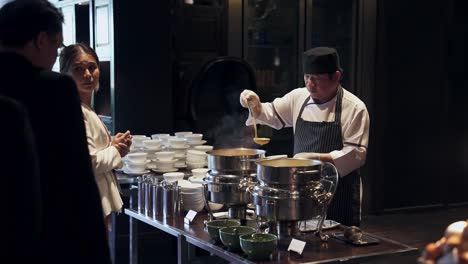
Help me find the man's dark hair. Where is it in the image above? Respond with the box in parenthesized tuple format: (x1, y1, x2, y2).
(0, 0, 64, 47)
(59, 43, 100, 73)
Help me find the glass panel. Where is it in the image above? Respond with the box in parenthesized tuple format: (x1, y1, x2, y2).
(244, 0, 299, 102)
(243, 0, 299, 156)
(307, 0, 355, 90)
(96, 6, 109, 46)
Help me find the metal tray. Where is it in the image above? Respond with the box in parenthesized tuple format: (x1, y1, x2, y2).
(331, 232, 380, 246)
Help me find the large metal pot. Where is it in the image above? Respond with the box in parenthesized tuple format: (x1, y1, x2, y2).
(252, 158, 339, 241)
(256, 158, 322, 188)
(203, 174, 254, 205)
(207, 148, 266, 176)
(251, 184, 327, 221)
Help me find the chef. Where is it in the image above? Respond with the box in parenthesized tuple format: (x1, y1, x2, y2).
(240, 47, 370, 226)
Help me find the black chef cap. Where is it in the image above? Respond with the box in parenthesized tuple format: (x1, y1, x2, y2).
(302, 47, 342, 74)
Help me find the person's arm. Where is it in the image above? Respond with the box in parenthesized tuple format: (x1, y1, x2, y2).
(332, 101, 369, 175)
(295, 100, 370, 176)
(241, 89, 301, 129)
(83, 112, 123, 176)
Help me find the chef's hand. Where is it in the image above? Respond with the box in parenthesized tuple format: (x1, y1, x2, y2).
(240, 89, 262, 118)
(294, 152, 321, 161)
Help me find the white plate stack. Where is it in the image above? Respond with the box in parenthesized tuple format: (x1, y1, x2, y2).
(186, 150, 207, 169)
(178, 180, 205, 212)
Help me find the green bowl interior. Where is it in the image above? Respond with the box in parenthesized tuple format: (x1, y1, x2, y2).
(219, 226, 256, 235)
(206, 220, 240, 228)
(240, 233, 277, 243)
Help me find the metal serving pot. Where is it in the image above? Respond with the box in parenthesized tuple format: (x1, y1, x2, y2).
(256, 158, 322, 188)
(203, 174, 255, 205)
(207, 148, 266, 176)
(251, 184, 328, 221)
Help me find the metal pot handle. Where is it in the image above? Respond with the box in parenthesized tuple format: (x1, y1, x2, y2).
(320, 162, 339, 200)
(202, 181, 215, 221)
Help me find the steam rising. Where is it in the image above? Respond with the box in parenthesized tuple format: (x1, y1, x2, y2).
(204, 111, 257, 149)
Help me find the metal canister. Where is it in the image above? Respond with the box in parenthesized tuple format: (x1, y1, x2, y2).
(144, 176, 157, 217)
(137, 177, 145, 214)
(152, 181, 164, 219)
(163, 181, 180, 219)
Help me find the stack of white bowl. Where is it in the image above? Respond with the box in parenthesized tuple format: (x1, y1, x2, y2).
(178, 180, 205, 212)
(154, 151, 177, 172)
(151, 133, 171, 148)
(187, 169, 224, 211)
(188, 168, 209, 184)
(174, 131, 193, 138)
(186, 150, 207, 169)
(124, 152, 148, 174)
(130, 135, 151, 152)
(163, 172, 185, 183)
(193, 145, 214, 153)
(142, 139, 162, 169)
(167, 136, 189, 168)
(184, 133, 206, 149)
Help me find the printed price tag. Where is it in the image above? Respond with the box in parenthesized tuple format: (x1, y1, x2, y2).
(184, 210, 197, 225)
(186, 210, 197, 221)
(288, 238, 306, 255)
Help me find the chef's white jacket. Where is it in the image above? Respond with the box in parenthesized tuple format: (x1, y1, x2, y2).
(246, 86, 370, 176)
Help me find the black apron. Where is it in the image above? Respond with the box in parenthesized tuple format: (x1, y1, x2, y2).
(293, 87, 361, 226)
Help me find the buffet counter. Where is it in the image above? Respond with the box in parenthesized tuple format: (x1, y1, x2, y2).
(124, 208, 418, 264)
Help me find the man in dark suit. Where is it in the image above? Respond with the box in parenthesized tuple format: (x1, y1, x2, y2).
(0, 1, 111, 263)
(0, 95, 41, 262)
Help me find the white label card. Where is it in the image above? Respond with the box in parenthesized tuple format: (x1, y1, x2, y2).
(288, 238, 306, 255)
(185, 210, 197, 221)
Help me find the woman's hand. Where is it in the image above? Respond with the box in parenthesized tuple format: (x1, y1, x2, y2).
(112, 130, 132, 157)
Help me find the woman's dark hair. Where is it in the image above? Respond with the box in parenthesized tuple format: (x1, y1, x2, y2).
(0, 0, 64, 47)
(59, 43, 100, 73)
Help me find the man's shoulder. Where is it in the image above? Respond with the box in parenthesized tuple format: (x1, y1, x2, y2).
(36, 70, 76, 93)
(0, 95, 26, 114)
(342, 87, 367, 110)
(37, 70, 73, 84)
(284, 87, 309, 99)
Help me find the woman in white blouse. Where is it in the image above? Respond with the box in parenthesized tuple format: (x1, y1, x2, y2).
(59, 43, 132, 234)
(240, 47, 370, 227)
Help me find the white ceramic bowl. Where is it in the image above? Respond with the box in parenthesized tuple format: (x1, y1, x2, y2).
(151, 133, 170, 140)
(155, 151, 175, 161)
(175, 131, 193, 138)
(143, 139, 161, 149)
(184, 133, 203, 142)
(163, 172, 185, 183)
(126, 152, 147, 163)
(155, 159, 177, 170)
(194, 145, 214, 152)
(191, 168, 209, 179)
(186, 161, 206, 169)
(187, 150, 206, 158)
(125, 162, 146, 172)
(169, 137, 187, 148)
(208, 202, 224, 211)
(132, 135, 150, 148)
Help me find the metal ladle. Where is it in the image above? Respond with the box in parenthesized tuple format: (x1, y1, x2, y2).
(247, 103, 270, 146)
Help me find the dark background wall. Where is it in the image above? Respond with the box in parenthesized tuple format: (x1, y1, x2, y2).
(371, 0, 468, 213)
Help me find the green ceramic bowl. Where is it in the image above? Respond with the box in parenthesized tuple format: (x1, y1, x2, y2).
(239, 233, 277, 260)
(219, 226, 256, 252)
(205, 219, 240, 242)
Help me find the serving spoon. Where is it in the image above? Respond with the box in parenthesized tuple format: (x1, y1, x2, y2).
(247, 103, 270, 146)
